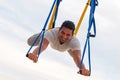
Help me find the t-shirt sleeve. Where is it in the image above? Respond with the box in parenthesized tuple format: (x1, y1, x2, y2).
(44, 30, 54, 43)
(69, 37, 81, 51)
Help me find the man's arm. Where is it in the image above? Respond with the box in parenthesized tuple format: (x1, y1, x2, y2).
(69, 50, 90, 76)
(27, 38, 49, 63)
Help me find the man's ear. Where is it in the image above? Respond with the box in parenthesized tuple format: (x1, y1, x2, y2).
(72, 32, 74, 36)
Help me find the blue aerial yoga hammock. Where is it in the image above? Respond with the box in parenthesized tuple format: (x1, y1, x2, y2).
(26, 0, 62, 57)
(79, 0, 98, 76)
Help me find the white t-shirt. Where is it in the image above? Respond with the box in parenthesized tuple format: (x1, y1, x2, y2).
(44, 27, 81, 52)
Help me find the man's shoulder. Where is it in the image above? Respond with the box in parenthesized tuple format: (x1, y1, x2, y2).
(45, 27, 59, 39)
(51, 27, 60, 31)
(70, 36, 80, 44)
(72, 36, 79, 41)
(46, 27, 59, 33)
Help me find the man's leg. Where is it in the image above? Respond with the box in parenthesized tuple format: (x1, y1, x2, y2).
(27, 33, 40, 46)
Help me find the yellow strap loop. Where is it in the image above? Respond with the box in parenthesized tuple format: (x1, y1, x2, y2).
(74, 0, 90, 36)
(47, 3, 57, 30)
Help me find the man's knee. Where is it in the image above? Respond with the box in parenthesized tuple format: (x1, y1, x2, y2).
(27, 34, 40, 46)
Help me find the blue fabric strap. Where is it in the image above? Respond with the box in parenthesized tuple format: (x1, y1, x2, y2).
(79, 0, 98, 75)
(26, 0, 61, 57)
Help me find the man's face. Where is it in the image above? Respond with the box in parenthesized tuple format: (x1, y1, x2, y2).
(58, 27, 73, 44)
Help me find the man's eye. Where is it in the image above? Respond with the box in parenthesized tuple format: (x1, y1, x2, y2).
(61, 31, 65, 34)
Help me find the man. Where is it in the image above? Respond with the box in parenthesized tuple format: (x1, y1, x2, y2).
(27, 20, 90, 76)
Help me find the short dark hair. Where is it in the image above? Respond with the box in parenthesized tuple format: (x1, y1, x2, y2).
(60, 20, 75, 33)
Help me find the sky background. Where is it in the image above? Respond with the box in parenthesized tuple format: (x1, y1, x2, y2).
(0, 0, 120, 80)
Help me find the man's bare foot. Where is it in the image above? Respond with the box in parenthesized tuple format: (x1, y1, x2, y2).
(27, 53, 38, 63)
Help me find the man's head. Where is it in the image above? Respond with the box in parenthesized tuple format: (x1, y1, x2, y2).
(60, 20, 75, 34)
(58, 20, 75, 44)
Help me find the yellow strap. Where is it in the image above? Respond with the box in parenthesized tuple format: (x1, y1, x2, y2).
(74, 0, 91, 36)
(47, 3, 57, 30)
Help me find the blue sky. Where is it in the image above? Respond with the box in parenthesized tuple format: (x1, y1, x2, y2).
(0, 0, 120, 80)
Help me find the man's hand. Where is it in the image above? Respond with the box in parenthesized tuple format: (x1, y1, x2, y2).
(27, 53, 38, 63)
(77, 69, 90, 76)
